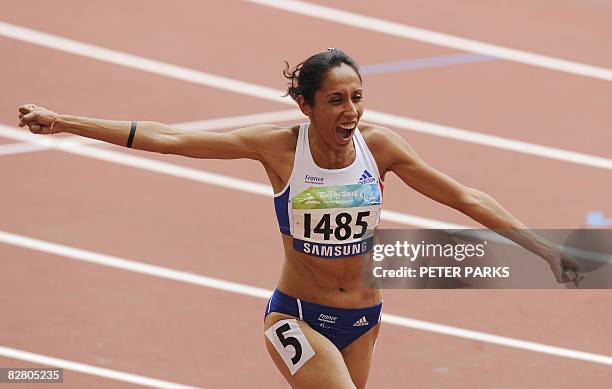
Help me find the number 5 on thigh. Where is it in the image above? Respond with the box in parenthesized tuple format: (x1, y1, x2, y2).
(264, 319, 316, 375)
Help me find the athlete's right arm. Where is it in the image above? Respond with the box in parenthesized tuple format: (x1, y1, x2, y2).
(18, 104, 275, 161)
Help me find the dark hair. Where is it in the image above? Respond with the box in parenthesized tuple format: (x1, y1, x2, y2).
(283, 48, 362, 106)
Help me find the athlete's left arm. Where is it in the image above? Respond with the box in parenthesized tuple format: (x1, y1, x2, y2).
(368, 126, 582, 286)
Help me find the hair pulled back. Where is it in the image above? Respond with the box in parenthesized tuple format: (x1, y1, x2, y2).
(283, 48, 361, 106)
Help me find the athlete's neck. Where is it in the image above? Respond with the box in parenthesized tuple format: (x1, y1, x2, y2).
(308, 124, 355, 169)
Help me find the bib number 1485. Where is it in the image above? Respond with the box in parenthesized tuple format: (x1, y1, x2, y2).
(303, 211, 369, 241)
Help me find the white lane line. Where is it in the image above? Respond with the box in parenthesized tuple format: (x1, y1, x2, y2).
(0, 142, 48, 155)
(0, 110, 303, 157)
(0, 21, 610, 170)
(0, 123, 466, 229)
(0, 231, 271, 298)
(0, 345, 201, 389)
(366, 111, 612, 170)
(244, 0, 612, 82)
(0, 21, 285, 104)
(381, 314, 612, 366)
(1, 230, 611, 367)
(0, 125, 272, 197)
(0, 137, 103, 156)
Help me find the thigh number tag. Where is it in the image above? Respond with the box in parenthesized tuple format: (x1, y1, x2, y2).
(265, 319, 315, 375)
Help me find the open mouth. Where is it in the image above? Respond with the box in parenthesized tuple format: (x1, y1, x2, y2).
(336, 123, 356, 142)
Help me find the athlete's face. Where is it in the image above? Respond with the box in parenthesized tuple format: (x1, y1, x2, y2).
(299, 64, 364, 151)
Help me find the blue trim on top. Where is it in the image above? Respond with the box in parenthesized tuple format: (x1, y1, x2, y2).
(274, 185, 291, 235)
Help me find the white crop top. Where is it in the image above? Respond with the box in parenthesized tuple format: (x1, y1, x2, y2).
(273, 123, 384, 259)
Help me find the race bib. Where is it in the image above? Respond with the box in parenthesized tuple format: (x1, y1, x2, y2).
(291, 184, 381, 258)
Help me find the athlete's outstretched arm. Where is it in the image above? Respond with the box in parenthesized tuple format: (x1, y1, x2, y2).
(368, 125, 583, 286)
(17, 104, 274, 160)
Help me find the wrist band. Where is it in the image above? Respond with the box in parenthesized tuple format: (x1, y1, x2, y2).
(49, 115, 57, 132)
(127, 120, 137, 148)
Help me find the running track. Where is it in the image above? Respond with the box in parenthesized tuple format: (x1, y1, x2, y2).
(1, 1, 611, 388)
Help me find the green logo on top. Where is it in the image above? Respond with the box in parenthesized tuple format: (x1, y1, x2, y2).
(292, 184, 381, 210)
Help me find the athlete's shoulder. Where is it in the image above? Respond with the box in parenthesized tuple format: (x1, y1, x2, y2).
(272, 124, 300, 141)
(253, 123, 298, 138)
(358, 122, 417, 173)
(262, 124, 299, 148)
(358, 122, 400, 151)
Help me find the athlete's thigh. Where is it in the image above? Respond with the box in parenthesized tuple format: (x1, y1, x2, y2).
(341, 323, 381, 389)
(264, 312, 356, 389)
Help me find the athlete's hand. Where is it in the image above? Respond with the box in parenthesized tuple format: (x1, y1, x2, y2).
(547, 250, 584, 287)
(18, 104, 60, 134)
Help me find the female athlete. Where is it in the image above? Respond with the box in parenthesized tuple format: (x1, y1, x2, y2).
(18, 49, 582, 388)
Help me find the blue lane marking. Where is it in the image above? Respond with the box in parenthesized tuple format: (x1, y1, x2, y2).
(586, 212, 612, 227)
(361, 53, 497, 75)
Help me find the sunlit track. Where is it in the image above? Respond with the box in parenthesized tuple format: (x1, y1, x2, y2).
(243, 0, 612, 82)
(2, 230, 611, 367)
(2, 2, 610, 387)
(1, 21, 611, 170)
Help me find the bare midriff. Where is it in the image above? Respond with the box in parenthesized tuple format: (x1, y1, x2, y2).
(276, 235, 381, 308)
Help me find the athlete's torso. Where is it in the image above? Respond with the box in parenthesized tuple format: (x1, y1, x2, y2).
(269, 123, 384, 307)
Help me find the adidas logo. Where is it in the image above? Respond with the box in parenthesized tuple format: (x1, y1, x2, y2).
(358, 169, 376, 184)
(353, 316, 369, 327)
